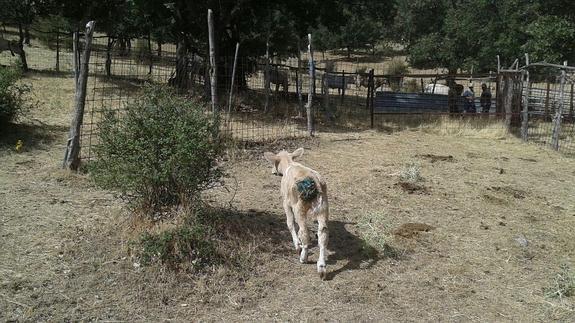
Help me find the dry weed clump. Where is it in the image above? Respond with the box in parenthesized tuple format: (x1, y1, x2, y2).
(357, 212, 401, 259)
(546, 264, 575, 300)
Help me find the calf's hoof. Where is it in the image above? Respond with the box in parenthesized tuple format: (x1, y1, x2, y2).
(318, 264, 326, 280)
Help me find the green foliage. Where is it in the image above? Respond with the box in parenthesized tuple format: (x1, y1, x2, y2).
(386, 59, 409, 76)
(525, 15, 575, 63)
(137, 223, 219, 271)
(397, 0, 542, 72)
(0, 67, 31, 125)
(90, 85, 223, 214)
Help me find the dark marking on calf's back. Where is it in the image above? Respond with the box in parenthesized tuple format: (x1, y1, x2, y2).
(296, 177, 319, 202)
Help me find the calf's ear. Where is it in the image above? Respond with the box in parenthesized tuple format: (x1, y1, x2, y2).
(291, 148, 304, 159)
(263, 152, 277, 163)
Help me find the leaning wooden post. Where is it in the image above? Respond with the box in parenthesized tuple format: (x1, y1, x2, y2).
(306, 33, 315, 136)
(63, 21, 95, 170)
(552, 61, 568, 151)
(72, 31, 80, 89)
(521, 54, 530, 141)
(228, 42, 239, 113)
(207, 9, 218, 113)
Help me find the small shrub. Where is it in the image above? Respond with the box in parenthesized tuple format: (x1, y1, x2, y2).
(137, 224, 219, 271)
(546, 264, 575, 299)
(91, 84, 223, 215)
(0, 67, 31, 125)
(386, 58, 409, 76)
(399, 161, 422, 184)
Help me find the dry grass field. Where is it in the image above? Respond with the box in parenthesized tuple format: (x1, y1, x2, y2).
(1, 72, 575, 321)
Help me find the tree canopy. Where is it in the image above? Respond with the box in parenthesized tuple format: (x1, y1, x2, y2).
(1, 0, 575, 72)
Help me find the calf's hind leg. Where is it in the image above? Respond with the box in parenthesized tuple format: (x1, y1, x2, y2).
(317, 213, 328, 280)
(294, 205, 310, 264)
(283, 201, 300, 252)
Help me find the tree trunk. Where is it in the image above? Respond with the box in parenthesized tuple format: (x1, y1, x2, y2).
(105, 37, 113, 77)
(157, 41, 162, 57)
(17, 24, 28, 71)
(24, 26, 30, 45)
(207, 9, 218, 112)
(147, 33, 153, 75)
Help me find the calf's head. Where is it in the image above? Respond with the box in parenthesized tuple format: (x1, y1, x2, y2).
(263, 148, 304, 176)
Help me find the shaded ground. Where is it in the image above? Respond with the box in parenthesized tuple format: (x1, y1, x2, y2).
(1, 72, 575, 321)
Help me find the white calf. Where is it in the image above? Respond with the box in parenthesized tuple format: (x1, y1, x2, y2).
(264, 148, 329, 279)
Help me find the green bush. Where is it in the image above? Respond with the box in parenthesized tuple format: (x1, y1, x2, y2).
(0, 67, 31, 125)
(91, 84, 223, 214)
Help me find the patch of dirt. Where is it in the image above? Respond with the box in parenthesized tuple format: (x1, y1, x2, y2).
(488, 186, 528, 199)
(483, 194, 508, 205)
(395, 181, 430, 194)
(416, 153, 455, 163)
(393, 223, 435, 238)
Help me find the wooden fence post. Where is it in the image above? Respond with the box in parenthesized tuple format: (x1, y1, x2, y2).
(521, 54, 530, 141)
(570, 83, 574, 121)
(264, 40, 270, 113)
(322, 73, 329, 117)
(341, 69, 345, 102)
(552, 62, 568, 150)
(63, 21, 96, 170)
(228, 42, 239, 113)
(306, 33, 315, 136)
(55, 31, 60, 72)
(207, 9, 218, 113)
(369, 69, 375, 128)
(296, 39, 304, 117)
(545, 81, 550, 120)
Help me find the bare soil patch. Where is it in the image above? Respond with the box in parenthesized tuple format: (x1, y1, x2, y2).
(393, 223, 435, 239)
(416, 153, 455, 163)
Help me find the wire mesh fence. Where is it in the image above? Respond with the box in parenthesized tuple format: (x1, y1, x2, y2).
(3, 28, 575, 159)
(525, 67, 575, 156)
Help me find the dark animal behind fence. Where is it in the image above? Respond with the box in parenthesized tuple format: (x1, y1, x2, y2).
(266, 68, 289, 93)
